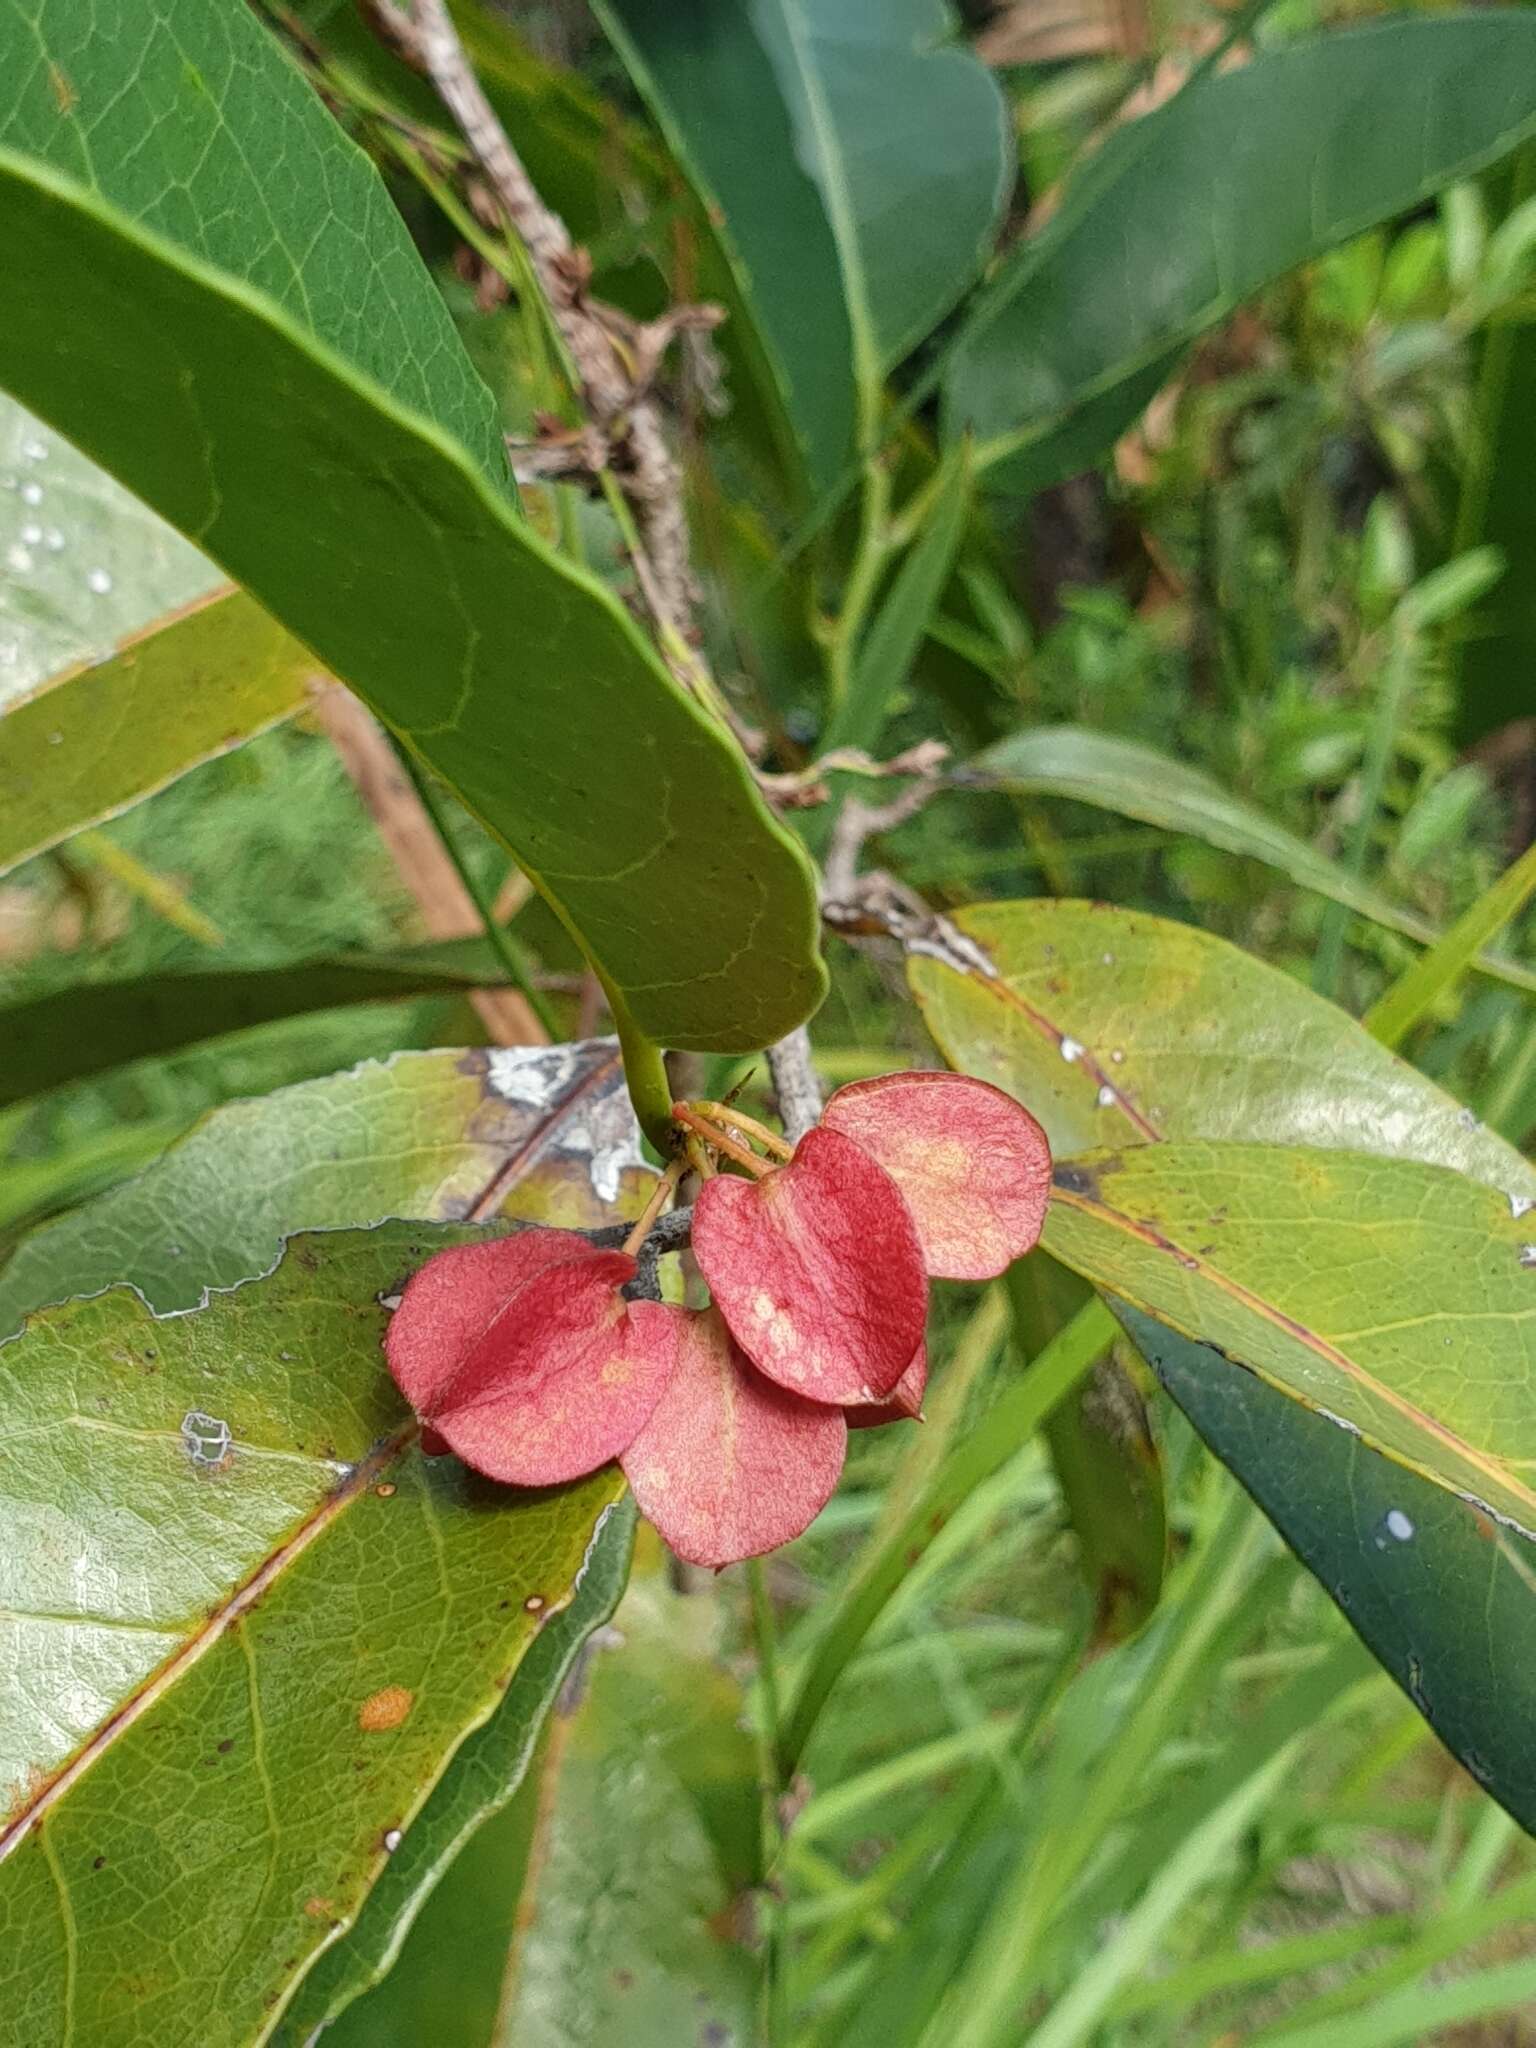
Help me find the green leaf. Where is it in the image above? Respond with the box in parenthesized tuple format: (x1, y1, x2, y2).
(906, 898, 1536, 1179)
(0, 588, 312, 877)
(598, 0, 1008, 474)
(493, 1547, 762, 2044)
(1042, 1140, 1536, 1538)
(0, 1220, 626, 2048)
(946, 13, 1536, 489)
(0, 395, 310, 869)
(0, 1039, 652, 1332)
(0, 936, 533, 1106)
(1124, 1308, 1536, 1834)
(826, 442, 975, 752)
(910, 898, 1536, 1822)
(0, 0, 825, 1053)
(0, 395, 216, 701)
(270, 1502, 638, 2046)
(971, 726, 1536, 999)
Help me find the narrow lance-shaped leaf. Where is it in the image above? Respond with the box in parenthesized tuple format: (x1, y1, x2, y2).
(910, 898, 1536, 1827)
(970, 725, 1536, 999)
(945, 13, 1536, 491)
(0, 0, 825, 1053)
(598, 0, 1008, 480)
(826, 440, 975, 752)
(1, 585, 314, 877)
(0, 936, 544, 1109)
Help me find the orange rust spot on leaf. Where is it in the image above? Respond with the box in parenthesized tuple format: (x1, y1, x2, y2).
(358, 1685, 415, 1733)
(304, 1896, 334, 1920)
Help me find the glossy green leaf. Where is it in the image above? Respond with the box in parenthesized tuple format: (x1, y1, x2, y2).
(494, 1546, 762, 2045)
(599, 0, 1007, 479)
(0, 0, 825, 1053)
(1124, 1308, 1536, 1832)
(0, 588, 312, 877)
(0, 936, 534, 1105)
(946, 13, 1536, 490)
(0, 1220, 625, 2047)
(0, 1039, 652, 1333)
(972, 726, 1536, 998)
(272, 1502, 638, 2046)
(1042, 1139, 1536, 1537)
(911, 898, 1536, 1822)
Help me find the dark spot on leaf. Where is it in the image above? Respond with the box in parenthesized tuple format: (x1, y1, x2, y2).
(1052, 1162, 1105, 1199)
(217, 1739, 234, 1754)
(614, 1969, 635, 1990)
(92, 1855, 105, 1871)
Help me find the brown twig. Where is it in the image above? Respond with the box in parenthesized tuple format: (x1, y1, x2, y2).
(822, 776, 947, 904)
(766, 1028, 823, 1145)
(364, 0, 720, 651)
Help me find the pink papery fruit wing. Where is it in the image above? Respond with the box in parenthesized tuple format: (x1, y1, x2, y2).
(692, 1125, 928, 1406)
(428, 1249, 678, 1486)
(822, 1071, 1051, 1280)
(622, 1306, 847, 1568)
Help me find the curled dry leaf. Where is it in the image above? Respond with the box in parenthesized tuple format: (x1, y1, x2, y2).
(385, 1231, 678, 1485)
(692, 1125, 928, 1405)
(621, 1305, 848, 1568)
(821, 1071, 1052, 1280)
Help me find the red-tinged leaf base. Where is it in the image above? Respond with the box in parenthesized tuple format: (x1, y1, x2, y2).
(847, 1344, 927, 1430)
(822, 1071, 1051, 1280)
(385, 1231, 678, 1486)
(622, 1306, 848, 1567)
(692, 1125, 928, 1406)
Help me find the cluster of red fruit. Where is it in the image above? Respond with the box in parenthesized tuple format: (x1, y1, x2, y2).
(385, 1070, 1052, 1567)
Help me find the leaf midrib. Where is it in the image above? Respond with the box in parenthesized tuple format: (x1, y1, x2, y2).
(0, 1421, 415, 1860)
(1044, 1180, 1536, 1535)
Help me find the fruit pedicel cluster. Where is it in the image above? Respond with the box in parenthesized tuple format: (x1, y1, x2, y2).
(384, 1070, 1052, 1567)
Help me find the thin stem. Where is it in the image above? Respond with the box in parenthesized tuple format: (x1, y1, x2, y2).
(825, 457, 894, 710)
(671, 1103, 776, 1178)
(749, 1557, 791, 2047)
(776, 1297, 1114, 1780)
(607, 992, 675, 1156)
(620, 1156, 687, 1258)
(688, 1101, 795, 1159)
(388, 738, 560, 1037)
